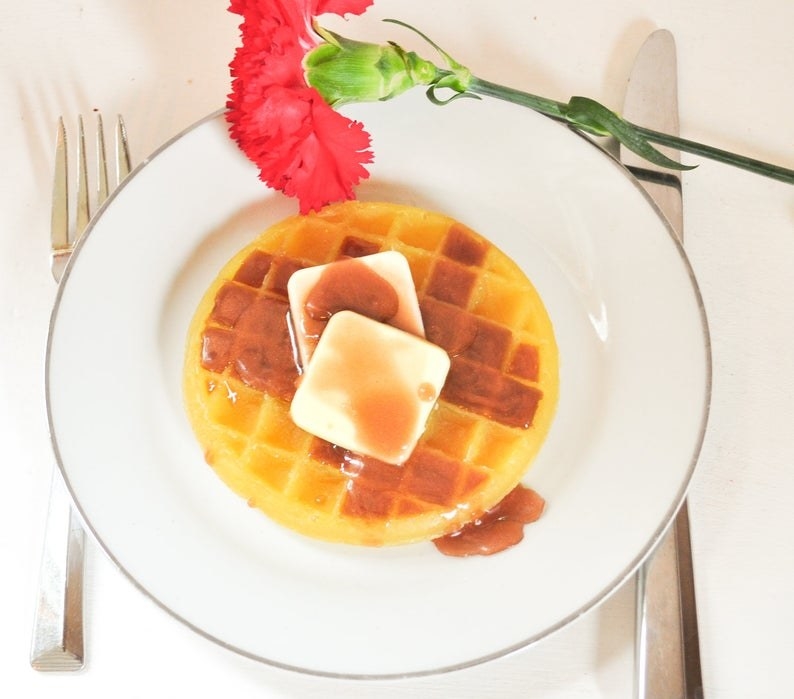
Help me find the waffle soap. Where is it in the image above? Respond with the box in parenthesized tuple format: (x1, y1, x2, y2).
(287, 251, 425, 366)
(290, 311, 450, 465)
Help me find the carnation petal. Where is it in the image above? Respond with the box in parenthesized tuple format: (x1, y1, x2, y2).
(227, 85, 372, 213)
(314, 0, 374, 17)
(227, 0, 375, 211)
(286, 97, 373, 212)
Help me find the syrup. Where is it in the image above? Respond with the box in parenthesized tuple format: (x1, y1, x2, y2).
(433, 485, 545, 556)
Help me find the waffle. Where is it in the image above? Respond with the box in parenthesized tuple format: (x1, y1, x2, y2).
(183, 201, 558, 546)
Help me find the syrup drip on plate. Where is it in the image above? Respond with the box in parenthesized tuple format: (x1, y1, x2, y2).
(433, 485, 545, 557)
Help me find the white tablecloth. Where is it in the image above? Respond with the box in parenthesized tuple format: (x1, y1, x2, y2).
(3, 1, 793, 696)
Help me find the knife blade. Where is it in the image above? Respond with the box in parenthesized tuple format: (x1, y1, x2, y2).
(621, 31, 683, 238)
(620, 30, 705, 699)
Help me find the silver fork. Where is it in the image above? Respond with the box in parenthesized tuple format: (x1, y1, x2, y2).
(30, 114, 131, 671)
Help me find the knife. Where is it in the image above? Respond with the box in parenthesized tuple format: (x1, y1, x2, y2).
(620, 30, 705, 699)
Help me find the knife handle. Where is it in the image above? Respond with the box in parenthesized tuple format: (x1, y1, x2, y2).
(635, 499, 703, 699)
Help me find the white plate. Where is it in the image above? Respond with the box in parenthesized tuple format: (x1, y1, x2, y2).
(47, 92, 710, 677)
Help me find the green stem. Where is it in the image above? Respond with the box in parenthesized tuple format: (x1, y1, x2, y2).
(631, 125, 794, 184)
(469, 76, 570, 122)
(468, 76, 794, 185)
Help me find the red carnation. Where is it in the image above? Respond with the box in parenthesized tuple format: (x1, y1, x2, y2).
(227, 0, 374, 214)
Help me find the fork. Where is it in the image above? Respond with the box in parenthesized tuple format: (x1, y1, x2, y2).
(30, 114, 131, 671)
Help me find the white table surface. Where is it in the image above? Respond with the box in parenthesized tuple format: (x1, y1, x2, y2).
(3, 1, 793, 697)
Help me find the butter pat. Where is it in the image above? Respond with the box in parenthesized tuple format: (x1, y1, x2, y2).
(290, 310, 450, 465)
(287, 251, 424, 367)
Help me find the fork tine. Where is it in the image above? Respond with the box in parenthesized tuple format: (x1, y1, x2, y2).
(75, 116, 90, 241)
(50, 118, 69, 253)
(96, 114, 109, 206)
(116, 115, 131, 183)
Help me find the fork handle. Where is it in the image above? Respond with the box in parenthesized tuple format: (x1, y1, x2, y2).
(30, 471, 85, 671)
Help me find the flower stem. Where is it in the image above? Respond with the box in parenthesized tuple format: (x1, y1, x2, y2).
(468, 76, 794, 184)
(468, 76, 570, 122)
(629, 125, 794, 184)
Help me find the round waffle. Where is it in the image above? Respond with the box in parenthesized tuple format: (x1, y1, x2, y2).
(183, 201, 558, 546)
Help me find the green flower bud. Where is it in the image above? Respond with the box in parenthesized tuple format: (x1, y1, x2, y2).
(305, 28, 440, 106)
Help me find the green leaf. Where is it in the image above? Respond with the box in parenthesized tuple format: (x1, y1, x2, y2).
(426, 82, 481, 106)
(566, 97, 696, 171)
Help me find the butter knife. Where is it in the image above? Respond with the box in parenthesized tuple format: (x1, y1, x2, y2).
(620, 30, 704, 699)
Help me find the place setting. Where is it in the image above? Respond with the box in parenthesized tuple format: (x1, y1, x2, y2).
(9, 1, 794, 697)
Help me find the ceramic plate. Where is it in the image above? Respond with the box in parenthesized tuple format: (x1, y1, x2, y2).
(47, 92, 710, 677)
